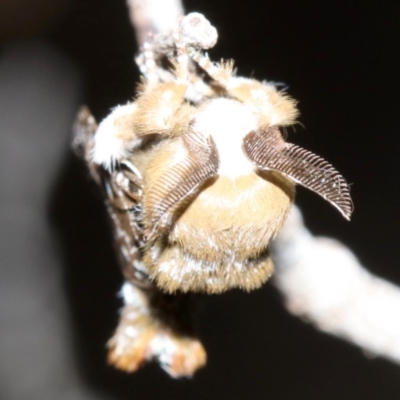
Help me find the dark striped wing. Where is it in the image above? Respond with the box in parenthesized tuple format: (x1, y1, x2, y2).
(73, 107, 152, 289)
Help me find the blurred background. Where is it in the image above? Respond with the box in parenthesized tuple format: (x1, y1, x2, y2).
(1, 0, 400, 399)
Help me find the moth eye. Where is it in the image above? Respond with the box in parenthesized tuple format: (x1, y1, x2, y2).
(243, 129, 353, 220)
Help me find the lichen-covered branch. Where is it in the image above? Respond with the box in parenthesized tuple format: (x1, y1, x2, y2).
(126, 0, 184, 47)
(272, 206, 400, 364)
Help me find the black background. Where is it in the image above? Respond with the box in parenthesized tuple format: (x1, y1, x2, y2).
(24, 0, 400, 399)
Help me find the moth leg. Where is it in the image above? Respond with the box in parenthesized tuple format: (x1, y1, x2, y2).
(132, 79, 192, 137)
(92, 102, 139, 170)
(107, 282, 206, 378)
(188, 48, 234, 87)
(93, 79, 194, 171)
(224, 77, 299, 127)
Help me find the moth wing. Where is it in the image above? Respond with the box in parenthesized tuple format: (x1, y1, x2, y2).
(73, 106, 151, 287)
(243, 129, 353, 220)
(99, 157, 154, 287)
(72, 106, 103, 184)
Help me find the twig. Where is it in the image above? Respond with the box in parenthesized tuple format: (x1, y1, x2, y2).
(126, 0, 184, 48)
(272, 206, 400, 364)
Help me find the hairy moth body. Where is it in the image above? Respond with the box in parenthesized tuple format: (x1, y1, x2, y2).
(73, 11, 353, 377)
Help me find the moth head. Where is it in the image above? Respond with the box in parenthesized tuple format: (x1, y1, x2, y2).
(141, 96, 352, 246)
(190, 96, 352, 219)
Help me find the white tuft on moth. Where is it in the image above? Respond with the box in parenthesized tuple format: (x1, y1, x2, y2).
(73, 12, 353, 377)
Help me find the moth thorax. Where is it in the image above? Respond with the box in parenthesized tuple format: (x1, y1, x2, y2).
(192, 98, 258, 178)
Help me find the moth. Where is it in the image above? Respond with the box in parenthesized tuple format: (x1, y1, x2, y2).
(73, 13, 353, 377)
